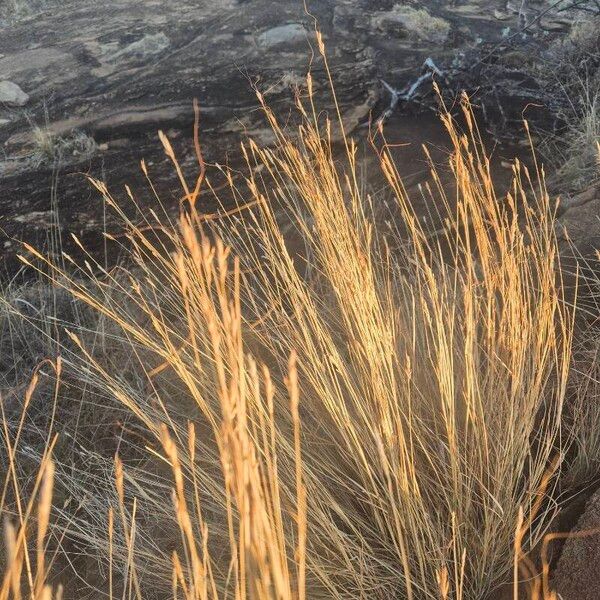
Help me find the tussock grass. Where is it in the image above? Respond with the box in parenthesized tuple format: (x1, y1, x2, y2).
(535, 15, 600, 193)
(553, 85, 600, 192)
(1, 41, 585, 600)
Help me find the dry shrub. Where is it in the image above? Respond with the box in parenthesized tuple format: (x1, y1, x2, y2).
(9, 42, 578, 600)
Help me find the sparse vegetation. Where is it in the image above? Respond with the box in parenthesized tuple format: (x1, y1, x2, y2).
(0, 121, 96, 179)
(373, 6, 450, 44)
(535, 15, 600, 192)
(29, 122, 97, 168)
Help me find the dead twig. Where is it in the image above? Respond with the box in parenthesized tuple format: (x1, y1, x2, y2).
(377, 58, 445, 125)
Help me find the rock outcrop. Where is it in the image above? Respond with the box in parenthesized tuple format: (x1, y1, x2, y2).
(0, 0, 585, 273)
(558, 184, 600, 260)
(552, 486, 600, 600)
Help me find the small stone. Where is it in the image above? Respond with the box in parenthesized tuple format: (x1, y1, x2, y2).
(257, 24, 306, 49)
(0, 81, 29, 107)
(98, 142, 109, 151)
(494, 9, 511, 20)
(539, 17, 571, 32)
(0, 118, 10, 126)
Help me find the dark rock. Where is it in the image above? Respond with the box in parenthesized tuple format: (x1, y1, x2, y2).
(0, 0, 580, 275)
(552, 487, 600, 600)
(557, 185, 600, 259)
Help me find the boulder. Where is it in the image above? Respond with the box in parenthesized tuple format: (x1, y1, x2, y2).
(0, 80, 28, 106)
(557, 185, 600, 260)
(257, 24, 306, 49)
(552, 487, 600, 600)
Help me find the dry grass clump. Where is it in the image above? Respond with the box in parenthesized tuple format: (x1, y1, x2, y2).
(0, 341, 304, 600)
(2, 42, 583, 600)
(567, 330, 600, 485)
(373, 6, 450, 44)
(0, 372, 59, 600)
(535, 16, 600, 192)
(30, 128, 96, 169)
(564, 250, 600, 486)
(553, 88, 600, 193)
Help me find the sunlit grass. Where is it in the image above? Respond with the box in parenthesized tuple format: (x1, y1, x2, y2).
(2, 36, 587, 600)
